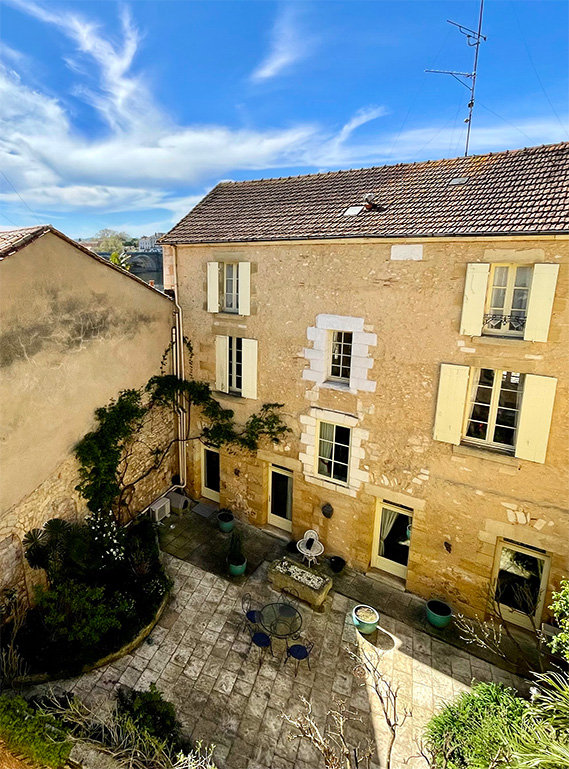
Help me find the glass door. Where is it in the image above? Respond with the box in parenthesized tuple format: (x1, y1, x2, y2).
(371, 502, 413, 579)
(202, 447, 220, 502)
(492, 539, 549, 629)
(268, 466, 293, 532)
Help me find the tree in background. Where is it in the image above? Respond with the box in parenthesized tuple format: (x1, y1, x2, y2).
(95, 229, 130, 253)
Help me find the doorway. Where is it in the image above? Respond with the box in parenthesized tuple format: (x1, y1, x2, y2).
(268, 465, 293, 532)
(202, 447, 220, 502)
(491, 539, 550, 629)
(371, 501, 413, 579)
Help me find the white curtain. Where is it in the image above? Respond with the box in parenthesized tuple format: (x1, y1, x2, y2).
(379, 507, 399, 556)
(318, 423, 334, 475)
(466, 368, 481, 422)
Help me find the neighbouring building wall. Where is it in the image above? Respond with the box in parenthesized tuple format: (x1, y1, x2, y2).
(175, 235, 568, 622)
(0, 231, 177, 598)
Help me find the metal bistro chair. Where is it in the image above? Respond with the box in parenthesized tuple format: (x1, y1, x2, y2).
(241, 593, 262, 635)
(297, 529, 324, 568)
(285, 638, 314, 677)
(249, 627, 273, 667)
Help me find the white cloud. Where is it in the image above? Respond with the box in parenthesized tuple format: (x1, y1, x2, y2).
(251, 6, 313, 82)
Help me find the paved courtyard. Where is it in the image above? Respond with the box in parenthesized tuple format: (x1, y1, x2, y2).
(42, 549, 528, 769)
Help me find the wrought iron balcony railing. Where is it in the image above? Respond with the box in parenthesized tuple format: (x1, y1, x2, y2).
(483, 313, 527, 333)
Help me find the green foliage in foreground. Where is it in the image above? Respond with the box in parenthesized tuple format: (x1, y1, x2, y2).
(0, 695, 72, 768)
(549, 579, 569, 661)
(425, 681, 527, 768)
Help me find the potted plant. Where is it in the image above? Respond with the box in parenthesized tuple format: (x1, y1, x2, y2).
(426, 599, 453, 628)
(217, 508, 235, 533)
(228, 530, 247, 576)
(352, 604, 380, 635)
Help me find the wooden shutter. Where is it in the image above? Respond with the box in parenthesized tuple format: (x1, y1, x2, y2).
(433, 364, 470, 445)
(238, 262, 251, 316)
(460, 263, 490, 336)
(241, 338, 258, 399)
(207, 262, 219, 313)
(524, 264, 559, 342)
(515, 374, 557, 463)
(215, 335, 229, 392)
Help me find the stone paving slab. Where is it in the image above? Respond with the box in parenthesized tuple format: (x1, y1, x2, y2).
(31, 553, 529, 769)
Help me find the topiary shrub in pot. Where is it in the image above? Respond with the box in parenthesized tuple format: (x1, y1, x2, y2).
(228, 530, 247, 576)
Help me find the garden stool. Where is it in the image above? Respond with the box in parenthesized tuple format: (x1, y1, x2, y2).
(285, 639, 314, 676)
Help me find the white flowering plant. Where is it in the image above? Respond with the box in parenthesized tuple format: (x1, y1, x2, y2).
(86, 509, 126, 567)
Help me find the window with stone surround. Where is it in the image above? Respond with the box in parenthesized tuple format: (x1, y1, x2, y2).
(303, 314, 376, 393)
(317, 421, 351, 483)
(464, 369, 524, 452)
(483, 265, 532, 337)
(207, 261, 251, 316)
(215, 335, 257, 399)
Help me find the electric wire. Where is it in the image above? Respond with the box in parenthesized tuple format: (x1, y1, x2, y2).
(510, 1, 569, 140)
(477, 101, 534, 144)
(0, 211, 19, 226)
(0, 170, 42, 224)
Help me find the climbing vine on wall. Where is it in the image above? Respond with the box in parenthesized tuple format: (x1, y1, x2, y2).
(74, 344, 289, 520)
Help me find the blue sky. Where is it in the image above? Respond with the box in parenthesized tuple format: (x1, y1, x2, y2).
(1, 0, 567, 239)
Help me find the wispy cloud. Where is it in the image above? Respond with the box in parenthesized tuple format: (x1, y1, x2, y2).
(251, 5, 313, 82)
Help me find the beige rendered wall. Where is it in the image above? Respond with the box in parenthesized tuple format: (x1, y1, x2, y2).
(0, 231, 177, 597)
(175, 235, 568, 620)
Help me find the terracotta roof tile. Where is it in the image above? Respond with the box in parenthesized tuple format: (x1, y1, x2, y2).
(162, 143, 569, 244)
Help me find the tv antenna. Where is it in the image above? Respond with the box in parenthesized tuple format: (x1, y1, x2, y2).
(426, 0, 486, 156)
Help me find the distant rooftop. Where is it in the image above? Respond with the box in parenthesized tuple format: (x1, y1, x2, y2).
(162, 142, 569, 244)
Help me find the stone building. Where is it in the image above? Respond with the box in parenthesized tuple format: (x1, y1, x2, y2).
(161, 142, 569, 627)
(0, 225, 176, 601)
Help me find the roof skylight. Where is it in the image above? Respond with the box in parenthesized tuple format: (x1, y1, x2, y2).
(343, 205, 364, 216)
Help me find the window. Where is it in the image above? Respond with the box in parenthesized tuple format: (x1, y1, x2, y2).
(228, 337, 242, 394)
(207, 262, 251, 315)
(483, 265, 532, 337)
(329, 331, 352, 382)
(460, 262, 559, 342)
(215, 335, 257, 399)
(223, 263, 239, 313)
(491, 539, 550, 629)
(317, 422, 350, 484)
(464, 369, 523, 451)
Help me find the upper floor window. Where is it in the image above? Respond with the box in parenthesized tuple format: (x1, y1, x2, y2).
(317, 422, 350, 484)
(433, 363, 557, 464)
(207, 261, 251, 316)
(464, 368, 523, 451)
(460, 262, 559, 342)
(329, 331, 352, 382)
(483, 265, 532, 337)
(223, 263, 239, 313)
(215, 335, 257, 399)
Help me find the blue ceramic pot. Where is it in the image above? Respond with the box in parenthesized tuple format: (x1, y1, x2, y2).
(426, 599, 453, 628)
(228, 559, 247, 576)
(352, 604, 380, 634)
(218, 511, 235, 532)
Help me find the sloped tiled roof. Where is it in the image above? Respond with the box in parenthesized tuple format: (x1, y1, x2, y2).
(162, 142, 569, 244)
(0, 224, 171, 298)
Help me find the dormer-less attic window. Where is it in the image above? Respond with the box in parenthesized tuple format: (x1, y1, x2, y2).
(449, 177, 469, 186)
(343, 205, 364, 216)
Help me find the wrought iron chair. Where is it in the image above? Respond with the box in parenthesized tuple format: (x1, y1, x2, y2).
(249, 629, 273, 666)
(240, 593, 261, 635)
(297, 529, 324, 567)
(285, 638, 314, 676)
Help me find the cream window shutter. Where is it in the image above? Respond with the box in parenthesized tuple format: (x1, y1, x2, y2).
(515, 374, 557, 463)
(241, 339, 258, 399)
(524, 264, 559, 342)
(433, 364, 470, 445)
(215, 335, 229, 393)
(460, 263, 490, 336)
(207, 262, 220, 313)
(238, 262, 251, 316)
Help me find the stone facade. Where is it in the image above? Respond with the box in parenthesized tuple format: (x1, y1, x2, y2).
(173, 234, 568, 625)
(0, 229, 178, 599)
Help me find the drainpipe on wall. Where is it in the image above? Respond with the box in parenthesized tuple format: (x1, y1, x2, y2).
(171, 245, 187, 490)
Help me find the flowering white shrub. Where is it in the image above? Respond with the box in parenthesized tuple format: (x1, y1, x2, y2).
(86, 510, 126, 565)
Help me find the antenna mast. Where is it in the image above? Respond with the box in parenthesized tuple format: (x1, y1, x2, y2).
(426, 0, 486, 156)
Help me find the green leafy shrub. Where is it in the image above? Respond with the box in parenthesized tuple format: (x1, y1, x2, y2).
(0, 695, 71, 768)
(548, 578, 569, 662)
(425, 681, 527, 768)
(117, 683, 191, 755)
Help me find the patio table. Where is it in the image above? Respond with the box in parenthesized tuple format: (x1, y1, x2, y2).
(259, 602, 302, 639)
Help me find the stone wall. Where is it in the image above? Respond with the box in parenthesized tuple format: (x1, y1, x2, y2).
(176, 234, 568, 623)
